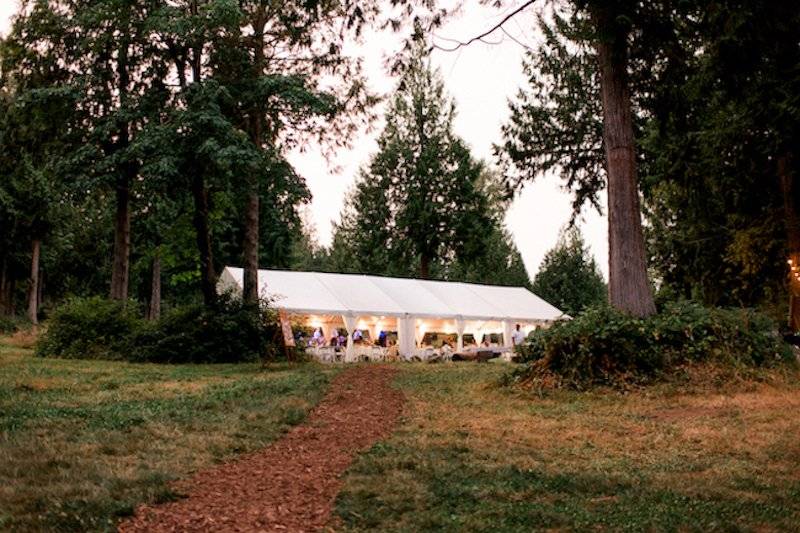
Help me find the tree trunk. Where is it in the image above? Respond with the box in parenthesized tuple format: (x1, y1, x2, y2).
(192, 174, 217, 306)
(27, 239, 40, 324)
(110, 40, 133, 302)
(110, 175, 131, 301)
(181, 8, 217, 307)
(420, 254, 430, 279)
(243, 9, 266, 305)
(778, 152, 800, 331)
(0, 258, 11, 316)
(243, 193, 260, 303)
(148, 251, 162, 320)
(591, 6, 656, 317)
(38, 267, 44, 315)
(6, 278, 15, 317)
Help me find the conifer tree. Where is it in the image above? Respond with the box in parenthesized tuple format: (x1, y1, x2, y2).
(329, 40, 497, 280)
(532, 227, 606, 316)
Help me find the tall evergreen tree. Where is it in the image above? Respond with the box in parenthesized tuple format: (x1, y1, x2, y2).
(5, 0, 171, 302)
(211, 1, 378, 303)
(500, 1, 670, 316)
(531, 227, 606, 316)
(499, 0, 800, 322)
(328, 41, 521, 284)
(329, 169, 397, 275)
(0, 7, 84, 321)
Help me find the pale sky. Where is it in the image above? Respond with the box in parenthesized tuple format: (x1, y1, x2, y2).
(0, 1, 609, 279)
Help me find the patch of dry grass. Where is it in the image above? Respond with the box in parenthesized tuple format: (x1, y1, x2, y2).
(3, 328, 39, 349)
(0, 337, 338, 531)
(336, 362, 800, 531)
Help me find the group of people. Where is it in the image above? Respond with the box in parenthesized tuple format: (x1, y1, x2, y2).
(422, 324, 526, 351)
(303, 327, 391, 349)
(301, 323, 527, 352)
(304, 328, 347, 347)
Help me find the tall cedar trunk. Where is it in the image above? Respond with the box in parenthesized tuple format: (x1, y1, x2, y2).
(184, 10, 217, 307)
(38, 268, 43, 314)
(420, 254, 430, 279)
(778, 153, 800, 330)
(27, 239, 40, 324)
(415, 87, 432, 282)
(591, 6, 656, 317)
(0, 258, 10, 316)
(243, 193, 260, 302)
(110, 40, 133, 301)
(192, 174, 217, 305)
(243, 10, 266, 304)
(110, 175, 131, 300)
(6, 279, 15, 316)
(148, 251, 161, 320)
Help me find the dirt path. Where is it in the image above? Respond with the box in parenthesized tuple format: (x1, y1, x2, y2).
(119, 365, 404, 532)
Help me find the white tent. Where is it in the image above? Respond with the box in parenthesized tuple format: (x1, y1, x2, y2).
(218, 266, 567, 360)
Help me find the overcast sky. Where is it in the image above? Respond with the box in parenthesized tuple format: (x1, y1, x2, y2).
(0, 1, 609, 279)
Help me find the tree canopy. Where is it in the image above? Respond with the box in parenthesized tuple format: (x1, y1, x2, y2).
(1, 0, 798, 331)
(499, 0, 800, 323)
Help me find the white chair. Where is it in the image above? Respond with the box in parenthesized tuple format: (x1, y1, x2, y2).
(311, 346, 338, 363)
(369, 346, 385, 362)
(413, 347, 435, 361)
(354, 344, 372, 361)
(323, 347, 339, 363)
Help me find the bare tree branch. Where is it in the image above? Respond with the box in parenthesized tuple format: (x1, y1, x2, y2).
(431, 0, 538, 52)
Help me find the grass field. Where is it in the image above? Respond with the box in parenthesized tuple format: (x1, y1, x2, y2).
(3, 333, 800, 532)
(0, 334, 338, 531)
(335, 363, 800, 531)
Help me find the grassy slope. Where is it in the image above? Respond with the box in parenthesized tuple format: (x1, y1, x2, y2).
(336, 363, 800, 532)
(0, 336, 337, 532)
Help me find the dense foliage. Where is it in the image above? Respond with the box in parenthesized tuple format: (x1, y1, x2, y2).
(133, 295, 279, 364)
(499, 0, 800, 321)
(531, 227, 606, 316)
(37, 294, 278, 364)
(641, 1, 800, 311)
(0, 2, 527, 333)
(0, 314, 26, 334)
(511, 302, 792, 389)
(36, 298, 142, 360)
(327, 41, 530, 286)
(0, 0, 383, 318)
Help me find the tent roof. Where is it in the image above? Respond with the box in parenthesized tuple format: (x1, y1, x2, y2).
(218, 267, 566, 322)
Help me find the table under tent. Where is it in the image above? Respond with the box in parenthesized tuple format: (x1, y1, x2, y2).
(217, 267, 567, 363)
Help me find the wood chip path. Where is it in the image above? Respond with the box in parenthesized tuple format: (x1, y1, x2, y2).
(119, 365, 404, 532)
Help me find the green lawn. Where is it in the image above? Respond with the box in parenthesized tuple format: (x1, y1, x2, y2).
(3, 336, 799, 532)
(0, 336, 338, 532)
(335, 363, 800, 531)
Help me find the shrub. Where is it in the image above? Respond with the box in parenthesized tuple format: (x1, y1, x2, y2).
(36, 293, 282, 364)
(511, 301, 792, 389)
(132, 294, 280, 364)
(36, 297, 141, 360)
(0, 315, 21, 334)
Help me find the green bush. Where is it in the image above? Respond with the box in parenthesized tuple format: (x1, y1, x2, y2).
(36, 297, 141, 360)
(0, 315, 30, 334)
(36, 294, 281, 364)
(132, 294, 279, 364)
(511, 301, 792, 389)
